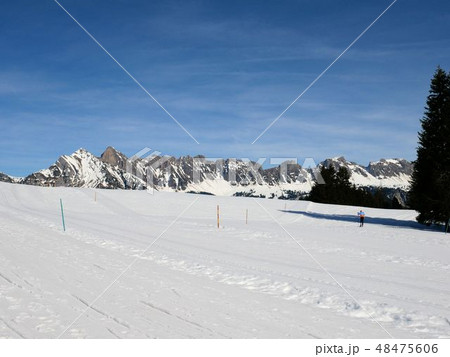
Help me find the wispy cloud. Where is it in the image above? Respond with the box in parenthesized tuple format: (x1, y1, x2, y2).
(1, 0, 448, 175)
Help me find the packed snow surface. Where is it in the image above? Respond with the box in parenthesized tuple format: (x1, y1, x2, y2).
(0, 182, 449, 338)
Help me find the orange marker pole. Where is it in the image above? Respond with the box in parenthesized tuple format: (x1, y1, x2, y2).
(217, 205, 220, 228)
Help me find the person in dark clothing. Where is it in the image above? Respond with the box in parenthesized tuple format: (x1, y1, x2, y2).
(357, 210, 365, 227)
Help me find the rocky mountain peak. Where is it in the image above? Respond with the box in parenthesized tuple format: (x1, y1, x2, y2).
(0, 172, 13, 183)
(2, 148, 413, 206)
(73, 148, 90, 156)
(100, 146, 128, 170)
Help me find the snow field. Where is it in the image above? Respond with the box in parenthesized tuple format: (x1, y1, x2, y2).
(0, 182, 449, 338)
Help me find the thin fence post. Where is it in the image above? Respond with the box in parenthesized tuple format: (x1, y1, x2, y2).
(217, 205, 220, 229)
(94, 191, 97, 202)
(246, 209, 248, 224)
(60, 198, 66, 232)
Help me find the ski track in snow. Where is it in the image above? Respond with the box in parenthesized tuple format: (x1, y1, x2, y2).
(0, 182, 449, 338)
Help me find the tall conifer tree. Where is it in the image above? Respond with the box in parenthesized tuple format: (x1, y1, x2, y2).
(409, 67, 450, 228)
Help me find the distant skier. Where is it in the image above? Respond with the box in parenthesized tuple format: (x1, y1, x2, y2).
(357, 210, 366, 227)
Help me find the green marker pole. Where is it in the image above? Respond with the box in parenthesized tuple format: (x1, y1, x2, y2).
(60, 198, 66, 232)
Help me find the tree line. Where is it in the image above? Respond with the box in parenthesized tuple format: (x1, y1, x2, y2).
(308, 165, 402, 209)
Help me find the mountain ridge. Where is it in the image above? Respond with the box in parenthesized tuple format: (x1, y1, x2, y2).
(1, 147, 412, 203)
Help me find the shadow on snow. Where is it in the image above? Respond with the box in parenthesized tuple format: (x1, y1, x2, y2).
(282, 210, 434, 230)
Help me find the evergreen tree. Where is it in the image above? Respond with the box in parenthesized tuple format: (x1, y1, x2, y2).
(336, 167, 351, 187)
(409, 67, 450, 228)
(309, 166, 336, 203)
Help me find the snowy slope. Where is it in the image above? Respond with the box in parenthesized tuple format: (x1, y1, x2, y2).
(0, 182, 449, 338)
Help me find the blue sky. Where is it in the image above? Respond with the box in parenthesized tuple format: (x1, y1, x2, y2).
(1, 0, 449, 176)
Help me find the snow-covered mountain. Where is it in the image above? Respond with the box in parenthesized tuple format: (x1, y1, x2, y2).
(22, 148, 145, 189)
(0, 172, 13, 183)
(6, 147, 412, 200)
(322, 157, 413, 189)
